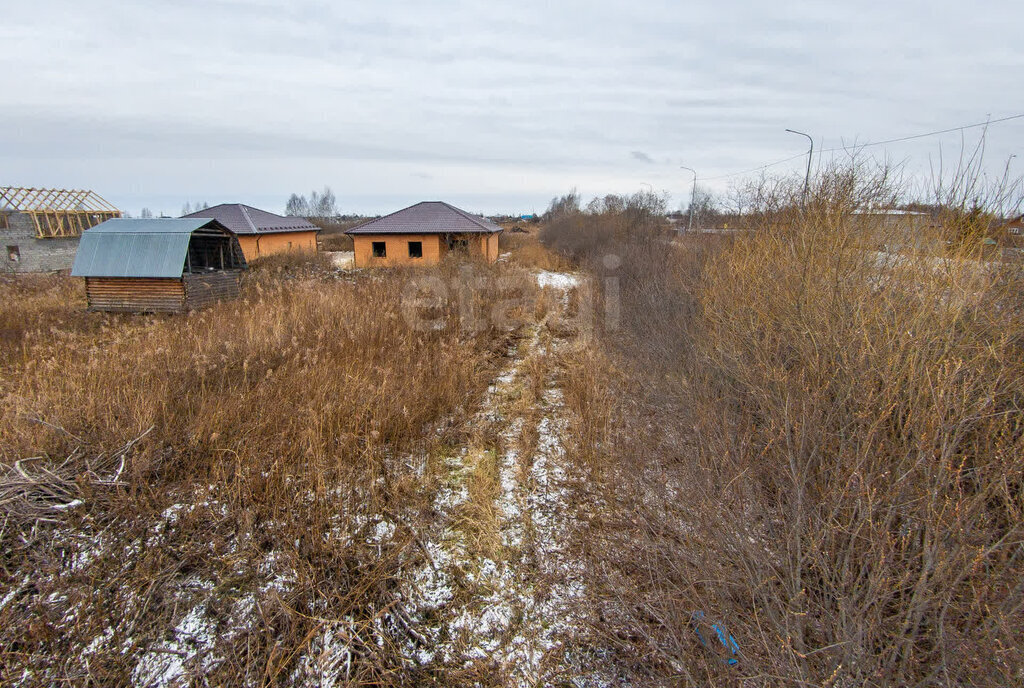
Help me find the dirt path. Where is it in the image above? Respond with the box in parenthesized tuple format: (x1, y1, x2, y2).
(395, 271, 600, 685)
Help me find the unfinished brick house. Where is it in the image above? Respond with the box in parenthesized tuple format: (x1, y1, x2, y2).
(1, 187, 122, 273)
(181, 203, 320, 261)
(346, 201, 501, 267)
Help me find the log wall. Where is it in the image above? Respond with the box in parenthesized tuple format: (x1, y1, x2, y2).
(84, 272, 240, 313)
(85, 277, 185, 313)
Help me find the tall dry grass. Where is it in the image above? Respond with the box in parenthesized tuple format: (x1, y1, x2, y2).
(499, 231, 574, 272)
(0, 257, 531, 685)
(546, 166, 1024, 685)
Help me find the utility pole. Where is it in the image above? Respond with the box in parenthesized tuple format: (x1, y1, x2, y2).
(785, 129, 813, 205)
(680, 166, 697, 232)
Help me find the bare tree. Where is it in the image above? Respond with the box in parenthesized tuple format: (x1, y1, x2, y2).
(181, 201, 210, 216)
(285, 194, 310, 217)
(309, 187, 337, 219)
(686, 184, 720, 229)
(286, 187, 337, 219)
(544, 189, 581, 220)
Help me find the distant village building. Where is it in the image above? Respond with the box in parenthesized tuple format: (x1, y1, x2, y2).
(851, 208, 943, 252)
(852, 208, 933, 223)
(71, 218, 247, 313)
(1003, 214, 1024, 235)
(181, 203, 319, 261)
(1, 187, 121, 273)
(346, 201, 501, 267)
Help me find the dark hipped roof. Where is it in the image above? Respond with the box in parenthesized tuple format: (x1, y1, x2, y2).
(71, 218, 238, 278)
(346, 201, 503, 235)
(181, 203, 320, 235)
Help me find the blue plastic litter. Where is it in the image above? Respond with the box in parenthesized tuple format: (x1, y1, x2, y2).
(691, 610, 740, 666)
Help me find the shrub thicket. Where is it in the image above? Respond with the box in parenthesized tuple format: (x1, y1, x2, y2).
(547, 163, 1024, 685)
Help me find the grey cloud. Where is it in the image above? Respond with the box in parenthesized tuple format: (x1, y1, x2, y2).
(1, 0, 1021, 214)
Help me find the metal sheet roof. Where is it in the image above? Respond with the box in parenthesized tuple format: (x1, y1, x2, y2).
(181, 204, 320, 235)
(84, 218, 223, 234)
(346, 201, 503, 235)
(71, 218, 231, 278)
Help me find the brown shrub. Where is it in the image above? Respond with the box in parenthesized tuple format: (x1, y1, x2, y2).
(318, 232, 354, 252)
(500, 232, 574, 272)
(243, 247, 334, 275)
(546, 163, 1024, 685)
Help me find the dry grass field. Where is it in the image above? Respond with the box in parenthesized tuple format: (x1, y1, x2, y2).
(0, 248, 619, 686)
(1, 163, 1023, 687)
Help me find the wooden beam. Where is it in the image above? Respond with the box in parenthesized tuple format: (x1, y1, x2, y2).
(0, 187, 123, 214)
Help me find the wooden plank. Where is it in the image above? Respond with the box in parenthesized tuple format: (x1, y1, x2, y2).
(183, 272, 240, 309)
(84, 274, 240, 313)
(0, 187, 123, 213)
(85, 277, 186, 313)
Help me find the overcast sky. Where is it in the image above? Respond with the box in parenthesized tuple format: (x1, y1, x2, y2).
(2, 0, 1022, 216)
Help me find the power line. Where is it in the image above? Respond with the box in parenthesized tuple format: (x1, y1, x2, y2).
(819, 112, 1024, 154)
(698, 152, 807, 181)
(696, 112, 1024, 182)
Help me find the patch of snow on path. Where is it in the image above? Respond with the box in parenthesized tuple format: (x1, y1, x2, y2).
(394, 304, 594, 685)
(536, 270, 580, 290)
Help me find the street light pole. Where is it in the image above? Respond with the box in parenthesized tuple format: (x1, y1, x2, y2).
(785, 129, 813, 205)
(680, 166, 697, 232)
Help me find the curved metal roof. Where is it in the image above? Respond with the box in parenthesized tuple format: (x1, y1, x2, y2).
(84, 218, 223, 234)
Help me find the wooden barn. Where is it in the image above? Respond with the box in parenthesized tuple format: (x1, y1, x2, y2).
(71, 218, 247, 313)
(346, 201, 501, 267)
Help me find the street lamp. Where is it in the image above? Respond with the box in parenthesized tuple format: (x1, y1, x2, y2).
(680, 166, 697, 232)
(785, 129, 813, 205)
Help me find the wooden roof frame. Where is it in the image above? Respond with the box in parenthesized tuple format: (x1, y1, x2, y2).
(0, 186, 122, 238)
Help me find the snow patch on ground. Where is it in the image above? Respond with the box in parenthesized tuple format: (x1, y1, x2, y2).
(290, 621, 356, 687)
(325, 251, 354, 269)
(369, 519, 396, 544)
(0, 576, 29, 613)
(536, 270, 580, 290)
(131, 604, 218, 687)
(389, 315, 591, 685)
(407, 539, 456, 612)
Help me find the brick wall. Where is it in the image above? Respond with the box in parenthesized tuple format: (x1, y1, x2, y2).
(236, 231, 319, 261)
(352, 234, 443, 267)
(0, 213, 80, 273)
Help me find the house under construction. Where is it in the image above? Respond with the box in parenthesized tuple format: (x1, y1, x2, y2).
(1, 187, 122, 273)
